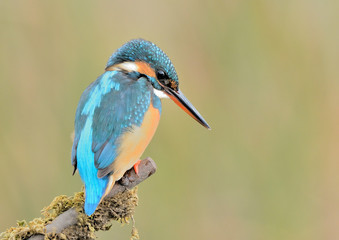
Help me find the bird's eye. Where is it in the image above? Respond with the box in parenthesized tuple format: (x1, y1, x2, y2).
(155, 69, 178, 90)
(156, 70, 167, 80)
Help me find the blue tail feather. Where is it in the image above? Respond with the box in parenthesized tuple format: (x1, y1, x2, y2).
(76, 115, 110, 215)
(84, 202, 99, 216)
(83, 176, 109, 215)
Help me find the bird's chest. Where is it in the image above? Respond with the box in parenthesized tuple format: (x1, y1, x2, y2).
(111, 98, 161, 178)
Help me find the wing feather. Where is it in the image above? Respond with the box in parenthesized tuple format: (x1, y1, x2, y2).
(72, 71, 153, 178)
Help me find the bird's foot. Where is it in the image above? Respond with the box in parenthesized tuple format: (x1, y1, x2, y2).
(133, 160, 142, 176)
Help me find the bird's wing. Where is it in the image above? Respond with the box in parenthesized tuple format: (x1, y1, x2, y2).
(71, 80, 96, 173)
(72, 71, 152, 177)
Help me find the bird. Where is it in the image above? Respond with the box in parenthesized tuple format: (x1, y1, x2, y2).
(71, 39, 210, 216)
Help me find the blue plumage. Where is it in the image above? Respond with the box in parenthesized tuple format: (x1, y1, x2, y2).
(76, 114, 109, 215)
(72, 39, 209, 216)
(72, 69, 161, 215)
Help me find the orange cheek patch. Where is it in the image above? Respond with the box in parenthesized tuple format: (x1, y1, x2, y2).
(136, 61, 156, 78)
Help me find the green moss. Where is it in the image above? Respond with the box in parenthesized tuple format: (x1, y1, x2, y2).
(1, 188, 139, 240)
(0, 218, 46, 240)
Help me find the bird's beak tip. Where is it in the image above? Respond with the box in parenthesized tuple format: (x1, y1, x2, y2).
(165, 88, 211, 130)
(201, 120, 212, 130)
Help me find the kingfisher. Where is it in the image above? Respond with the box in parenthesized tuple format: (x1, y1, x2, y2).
(71, 39, 210, 216)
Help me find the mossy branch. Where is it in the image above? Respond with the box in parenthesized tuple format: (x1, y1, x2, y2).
(1, 158, 156, 240)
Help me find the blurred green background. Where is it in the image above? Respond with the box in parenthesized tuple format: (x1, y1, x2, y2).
(0, 0, 338, 239)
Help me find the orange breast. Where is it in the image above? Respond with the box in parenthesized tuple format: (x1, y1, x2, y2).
(110, 101, 160, 181)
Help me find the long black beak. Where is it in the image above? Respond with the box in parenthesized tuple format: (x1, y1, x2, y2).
(165, 88, 211, 129)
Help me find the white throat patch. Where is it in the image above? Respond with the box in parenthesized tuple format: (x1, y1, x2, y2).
(154, 89, 169, 99)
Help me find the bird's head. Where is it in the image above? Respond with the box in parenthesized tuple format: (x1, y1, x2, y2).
(105, 39, 210, 129)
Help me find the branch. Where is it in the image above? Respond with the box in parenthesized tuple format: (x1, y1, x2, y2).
(26, 157, 157, 240)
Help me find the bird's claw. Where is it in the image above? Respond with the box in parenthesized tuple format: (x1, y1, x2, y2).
(133, 159, 142, 176)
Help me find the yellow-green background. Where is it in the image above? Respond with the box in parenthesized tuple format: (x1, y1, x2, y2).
(0, 1, 338, 239)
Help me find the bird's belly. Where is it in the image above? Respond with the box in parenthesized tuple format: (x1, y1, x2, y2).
(111, 103, 160, 180)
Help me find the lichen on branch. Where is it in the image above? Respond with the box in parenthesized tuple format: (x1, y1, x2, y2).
(1, 188, 138, 240)
(0, 158, 156, 240)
